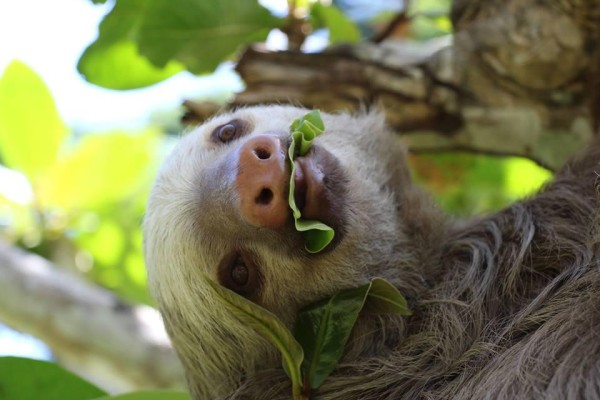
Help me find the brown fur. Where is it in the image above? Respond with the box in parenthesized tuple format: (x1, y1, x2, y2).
(144, 106, 600, 399)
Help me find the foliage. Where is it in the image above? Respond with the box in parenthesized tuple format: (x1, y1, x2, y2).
(295, 278, 410, 391)
(204, 275, 305, 399)
(79, 0, 185, 90)
(0, 357, 106, 400)
(0, 61, 67, 182)
(206, 275, 410, 398)
(78, 0, 397, 90)
(310, 2, 361, 44)
(0, 356, 190, 400)
(408, 0, 452, 39)
(0, 61, 161, 304)
(410, 153, 552, 216)
(79, 0, 282, 89)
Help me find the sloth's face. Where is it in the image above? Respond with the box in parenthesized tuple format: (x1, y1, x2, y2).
(145, 105, 409, 319)
(143, 105, 411, 397)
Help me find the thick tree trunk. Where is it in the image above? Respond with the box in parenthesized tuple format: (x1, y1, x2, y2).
(231, 0, 600, 170)
(0, 239, 185, 393)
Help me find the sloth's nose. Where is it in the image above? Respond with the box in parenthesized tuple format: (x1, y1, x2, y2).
(236, 134, 289, 229)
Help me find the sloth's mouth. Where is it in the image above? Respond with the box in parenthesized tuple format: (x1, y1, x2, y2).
(291, 145, 347, 248)
(291, 158, 314, 215)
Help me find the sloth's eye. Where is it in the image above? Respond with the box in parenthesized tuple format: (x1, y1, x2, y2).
(211, 119, 248, 144)
(217, 123, 237, 142)
(230, 257, 249, 287)
(218, 251, 260, 298)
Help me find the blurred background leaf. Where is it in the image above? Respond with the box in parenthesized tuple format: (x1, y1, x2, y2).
(0, 59, 164, 304)
(137, 0, 282, 74)
(0, 61, 68, 182)
(408, 0, 452, 39)
(38, 129, 159, 210)
(410, 153, 552, 216)
(78, 0, 185, 89)
(81, 0, 283, 88)
(0, 356, 107, 400)
(310, 3, 361, 44)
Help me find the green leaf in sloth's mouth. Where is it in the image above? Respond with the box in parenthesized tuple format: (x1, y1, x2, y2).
(287, 110, 335, 254)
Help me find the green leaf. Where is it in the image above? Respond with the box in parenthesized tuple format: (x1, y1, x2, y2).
(310, 3, 361, 44)
(0, 356, 106, 400)
(203, 275, 304, 398)
(295, 284, 369, 389)
(0, 61, 67, 181)
(290, 110, 325, 156)
(290, 110, 325, 137)
(93, 390, 191, 400)
(79, 40, 184, 90)
(294, 219, 335, 254)
(137, 0, 282, 74)
(288, 110, 335, 253)
(294, 278, 411, 389)
(78, 0, 184, 89)
(364, 278, 412, 316)
(38, 129, 159, 209)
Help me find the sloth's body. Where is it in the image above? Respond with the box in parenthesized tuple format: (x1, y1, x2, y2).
(144, 106, 600, 399)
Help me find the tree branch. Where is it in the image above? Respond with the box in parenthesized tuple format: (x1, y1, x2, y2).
(0, 239, 184, 393)
(224, 0, 599, 170)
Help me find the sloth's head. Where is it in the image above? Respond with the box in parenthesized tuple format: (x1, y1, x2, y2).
(143, 105, 423, 398)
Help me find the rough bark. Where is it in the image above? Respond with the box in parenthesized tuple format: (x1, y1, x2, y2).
(228, 0, 600, 170)
(0, 239, 184, 393)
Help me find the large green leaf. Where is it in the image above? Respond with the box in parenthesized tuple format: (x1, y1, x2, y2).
(294, 278, 411, 389)
(310, 3, 361, 44)
(137, 0, 282, 74)
(0, 357, 106, 400)
(79, 40, 184, 90)
(295, 284, 369, 390)
(287, 110, 335, 253)
(93, 390, 191, 400)
(203, 275, 304, 399)
(38, 129, 159, 209)
(78, 0, 184, 89)
(0, 61, 67, 181)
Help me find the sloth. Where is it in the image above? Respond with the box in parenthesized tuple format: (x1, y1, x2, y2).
(143, 105, 600, 400)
